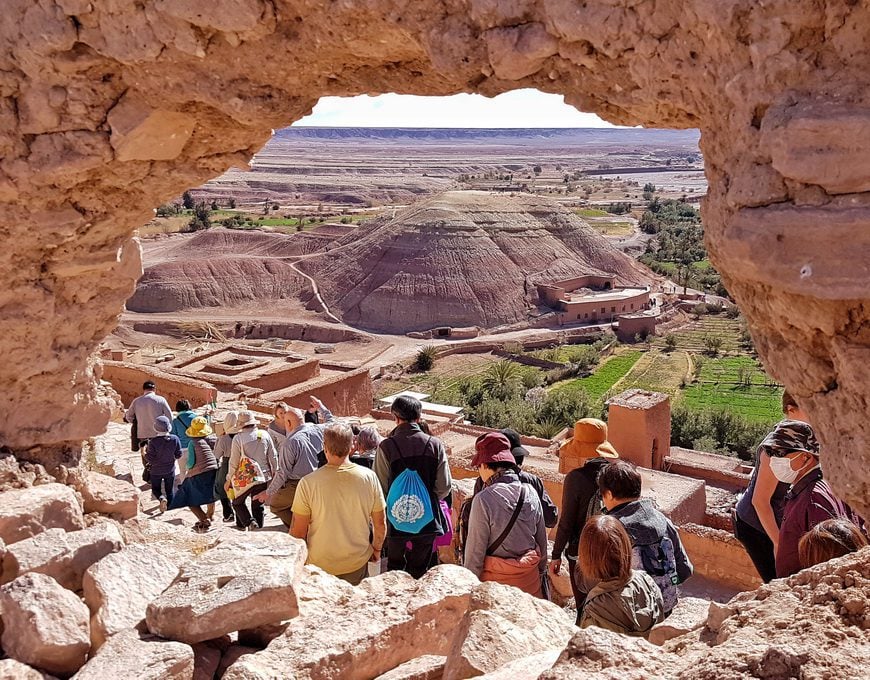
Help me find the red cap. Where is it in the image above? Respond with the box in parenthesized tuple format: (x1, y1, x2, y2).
(472, 432, 517, 467)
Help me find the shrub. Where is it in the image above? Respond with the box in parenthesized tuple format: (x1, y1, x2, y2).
(413, 345, 437, 372)
(502, 341, 524, 355)
(664, 334, 678, 351)
(692, 303, 708, 317)
(725, 305, 740, 319)
(481, 360, 524, 401)
(471, 397, 536, 434)
(538, 389, 597, 429)
(703, 334, 724, 356)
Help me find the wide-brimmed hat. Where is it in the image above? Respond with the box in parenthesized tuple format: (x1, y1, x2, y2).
(185, 416, 213, 439)
(472, 432, 518, 467)
(223, 411, 240, 435)
(236, 411, 259, 429)
(560, 418, 619, 460)
(499, 428, 530, 465)
(760, 420, 819, 458)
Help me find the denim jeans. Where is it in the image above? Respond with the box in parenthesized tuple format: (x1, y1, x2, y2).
(151, 473, 175, 505)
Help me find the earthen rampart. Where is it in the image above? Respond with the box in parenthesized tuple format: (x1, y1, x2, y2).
(100, 361, 217, 409)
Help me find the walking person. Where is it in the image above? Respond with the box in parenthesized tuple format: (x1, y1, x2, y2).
(462, 433, 548, 597)
(267, 402, 290, 449)
(144, 415, 182, 512)
(228, 411, 279, 531)
(578, 515, 665, 637)
(125, 381, 172, 452)
(290, 423, 387, 585)
(733, 392, 811, 582)
(255, 396, 334, 528)
(350, 425, 382, 469)
(549, 418, 619, 622)
(374, 395, 452, 578)
(169, 416, 219, 532)
(597, 460, 693, 615)
(171, 400, 198, 450)
(213, 411, 239, 523)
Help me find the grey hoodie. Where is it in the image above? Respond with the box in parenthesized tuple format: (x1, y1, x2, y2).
(581, 570, 664, 637)
(608, 498, 693, 614)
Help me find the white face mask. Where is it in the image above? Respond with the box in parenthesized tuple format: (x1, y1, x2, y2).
(769, 455, 809, 484)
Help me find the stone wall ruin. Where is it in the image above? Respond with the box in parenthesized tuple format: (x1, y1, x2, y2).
(1, 0, 869, 516)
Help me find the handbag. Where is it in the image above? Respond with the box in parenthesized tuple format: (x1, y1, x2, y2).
(231, 432, 268, 495)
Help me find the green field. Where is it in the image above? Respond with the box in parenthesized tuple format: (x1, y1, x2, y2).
(619, 350, 691, 396)
(554, 351, 643, 400)
(574, 208, 609, 217)
(681, 356, 782, 422)
(651, 316, 745, 353)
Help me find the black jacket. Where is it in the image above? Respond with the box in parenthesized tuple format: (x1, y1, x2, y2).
(374, 423, 452, 537)
(552, 458, 611, 560)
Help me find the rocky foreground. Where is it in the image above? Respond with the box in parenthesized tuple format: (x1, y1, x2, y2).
(0, 461, 866, 679)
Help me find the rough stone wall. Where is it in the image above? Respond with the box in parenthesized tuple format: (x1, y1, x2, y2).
(1, 0, 869, 514)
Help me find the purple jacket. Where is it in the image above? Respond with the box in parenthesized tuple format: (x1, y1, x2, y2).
(776, 468, 864, 578)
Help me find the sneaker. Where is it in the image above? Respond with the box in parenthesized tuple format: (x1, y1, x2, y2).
(222, 514, 235, 523)
(246, 522, 257, 532)
(159, 497, 167, 513)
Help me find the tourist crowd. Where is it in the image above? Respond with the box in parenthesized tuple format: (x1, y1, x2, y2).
(124, 383, 867, 639)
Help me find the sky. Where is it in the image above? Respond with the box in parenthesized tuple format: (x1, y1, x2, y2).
(294, 90, 616, 128)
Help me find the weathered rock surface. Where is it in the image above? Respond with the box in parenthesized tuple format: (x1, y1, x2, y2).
(538, 548, 870, 679)
(76, 471, 139, 519)
(146, 532, 307, 644)
(0, 659, 56, 680)
(120, 517, 219, 566)
(223, 566, 479, 679)
(477, 650, 561, 679)
(443, 582, 576, 679)
(82, 543, 179, 649)
(648, 596, 710, 645)
(374, 655, 446, 680)
(0, 484, 85, 545)
(2, 523, 124, 590)
(0, 573, 91, 676)
(71, 630, 194, 680)
(301, 191, 653, 332)
(192, 643, 221, 680)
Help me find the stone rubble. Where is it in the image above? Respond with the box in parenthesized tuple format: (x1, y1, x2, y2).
(145, 532, 308, 644)
(0, 484, 85, 545)
(0, 573, 91, 677)
(1, 523, 124, 591)
(648, 595, 710, 645)
(74, 471, 140, 519)
(71, 629, 194, 680)
(82, 543, 179, 649)
(0, 658, 57, 680)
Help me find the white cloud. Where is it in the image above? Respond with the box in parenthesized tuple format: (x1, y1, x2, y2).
(295, 90, 617, 128)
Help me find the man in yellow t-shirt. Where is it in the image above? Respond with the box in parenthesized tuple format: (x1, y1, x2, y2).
(290, 422, 387, 584)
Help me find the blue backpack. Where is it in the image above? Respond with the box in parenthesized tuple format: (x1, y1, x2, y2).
(384, 436, 435, 533)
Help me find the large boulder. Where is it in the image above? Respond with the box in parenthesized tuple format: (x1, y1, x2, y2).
(443, 582, 576, 679)
(146, 532, 308, 644)
(0, 573, 91, 676)
(546, 540, 573, 608)
(192, 643, 221, 680)
(77, 471, 139, 519)
(648, 596, 710, 645)
(223, 565, 479, 680)
(71, 630, 194, 680)
(2, 523, 124, 590)
(82, 543, 179, 649)
(119, 517, 218, 566)
(373, 655, 446, 680)
(0, 484, 84, 544)
(476, 650, 561, 679)
(540, 626, 674, 679)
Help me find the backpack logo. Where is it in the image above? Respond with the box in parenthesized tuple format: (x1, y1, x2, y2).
(386, 468, 433, 533)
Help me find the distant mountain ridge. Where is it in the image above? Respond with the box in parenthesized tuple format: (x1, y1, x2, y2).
(278, 127, 700, 145)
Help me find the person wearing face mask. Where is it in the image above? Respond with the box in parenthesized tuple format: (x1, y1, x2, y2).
(771, 421, 865, 578)
(733, 392, 811, 582)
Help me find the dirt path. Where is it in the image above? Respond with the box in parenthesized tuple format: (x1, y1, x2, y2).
(287, 260, 343, 324)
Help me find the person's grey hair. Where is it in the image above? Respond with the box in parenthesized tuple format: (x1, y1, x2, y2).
(356, 425, 383, 452)
(391, 395, 422, 422)
(323, 422, 354, 458)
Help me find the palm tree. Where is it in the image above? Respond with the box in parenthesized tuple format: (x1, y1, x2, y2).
(482, 360, 523, 400)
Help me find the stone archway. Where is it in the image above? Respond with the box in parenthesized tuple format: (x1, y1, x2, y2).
(2, 1, 868, 515)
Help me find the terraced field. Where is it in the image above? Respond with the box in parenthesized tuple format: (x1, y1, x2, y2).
(618, 350, 691, 396)
(553, 350, 643, 400)
(682, 356, 782, 422)
(652, 316, 745, 353)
